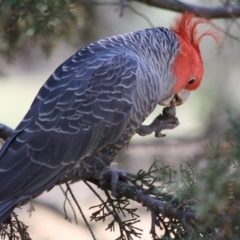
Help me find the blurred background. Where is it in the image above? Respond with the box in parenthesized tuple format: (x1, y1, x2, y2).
(0, 0, 240, 239)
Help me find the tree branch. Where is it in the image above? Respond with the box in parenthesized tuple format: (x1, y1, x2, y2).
(134, 0, 240, 19)
(77, 0, 240, 19)
(87, 177, 197, 225)
(86, 171, 236, 238)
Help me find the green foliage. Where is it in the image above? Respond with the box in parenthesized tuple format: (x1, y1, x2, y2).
(89, 112, 240, 239)
(90, 193, 142, 240)
(160, 112, 240, 239)
(0, 0, 95, 62)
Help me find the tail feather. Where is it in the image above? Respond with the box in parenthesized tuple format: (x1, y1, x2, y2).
(0, 199, 17, 224)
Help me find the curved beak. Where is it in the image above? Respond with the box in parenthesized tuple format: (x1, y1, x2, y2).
(159, 89, 191, 107)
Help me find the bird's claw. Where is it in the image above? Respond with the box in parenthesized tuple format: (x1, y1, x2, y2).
(137, 107, 179, 138)
(93, 167, 129, 198)
(153, 107, 179, 138)
(155, 131, 166, 138)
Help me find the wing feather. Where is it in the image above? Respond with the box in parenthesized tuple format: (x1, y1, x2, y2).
(0, 44, 140, 201)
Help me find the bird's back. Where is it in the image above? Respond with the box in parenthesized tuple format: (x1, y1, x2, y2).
(0, 26, 179, 223)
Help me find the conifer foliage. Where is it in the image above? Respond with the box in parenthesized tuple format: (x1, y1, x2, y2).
(0, 0, 94, 62)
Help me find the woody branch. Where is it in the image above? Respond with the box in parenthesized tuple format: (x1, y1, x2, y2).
(76, 0, 240, 19)
(136, 0, 240, 19)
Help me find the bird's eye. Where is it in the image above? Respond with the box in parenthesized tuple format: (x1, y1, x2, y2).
(188, 77, 196, 84)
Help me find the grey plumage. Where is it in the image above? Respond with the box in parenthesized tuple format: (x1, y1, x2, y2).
(0, 27, 179, 223)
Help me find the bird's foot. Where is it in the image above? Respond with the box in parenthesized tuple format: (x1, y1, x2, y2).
(136, 107, 179, 138)
(93, 167, 131, 198)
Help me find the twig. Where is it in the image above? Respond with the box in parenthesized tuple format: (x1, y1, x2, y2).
(134, 0, 240, 19)
(0, 212, 31, 240)
(59, 185, 78, 224)
(210, 21, 240, 42)
(117, 0, 126, 17)
(83, 180, 112, 212)
(87, 177, 197, 224)
(103, 189, 124, 229)
(76, 0, 240, 19)
(75, 0, 240, 42)
(125, 3, 154, 27)
(76, 0, 155, 26)
(65, 183, 97, 240)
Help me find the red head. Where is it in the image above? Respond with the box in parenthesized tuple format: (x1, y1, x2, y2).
(170, 13, 219, 94)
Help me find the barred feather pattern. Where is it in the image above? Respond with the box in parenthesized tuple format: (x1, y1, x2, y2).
(0, 27, 179, 222)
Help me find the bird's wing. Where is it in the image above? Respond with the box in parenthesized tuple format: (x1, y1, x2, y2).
(0, 44, 142, 201)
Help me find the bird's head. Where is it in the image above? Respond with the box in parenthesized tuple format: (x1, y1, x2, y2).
(160, 13, 219, 107)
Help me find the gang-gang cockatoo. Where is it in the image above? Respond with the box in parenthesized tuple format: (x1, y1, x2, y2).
(0, 13, 218, 223)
